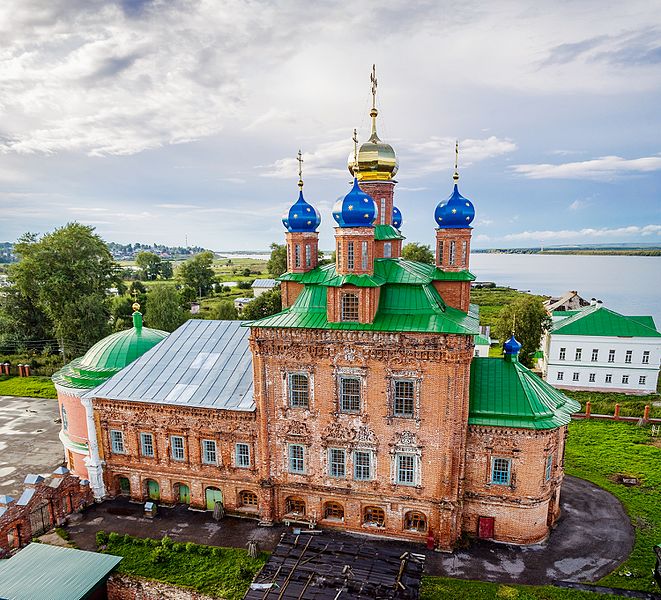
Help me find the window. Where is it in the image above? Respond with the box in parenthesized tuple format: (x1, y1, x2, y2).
(589, 373, 596, 383)
(384, 242, 392, 258)
(285, 496, 305, 515)
(336, 242, 342, 269)
(305, 244, 311, 268)
(170, 435, 185, 461)
(608, 349, 615, 363)
(354, 450, 372, 480)
(642, 351, 650, 364)
(396, 454, 416, 486)
(591, 349, 599, 362)
(361, 241, 368, 270)
(575, 348, 582, 361)
(340, 377, 361, 413)
(393, 380, 415, 417)
(449, 241, 456, 265)
(202, 440, 217, 465)
(559, 348, 566, 360)
(545, 454, 553, 481)
(572, 372, 580, 382)
(287, 244, 291, 269)
(288, 373, 309, 408)
(404, 511, 427, 532)
(347, 241, 355, 270)
(380, 198, 386, 225)
(239, 490, 258, 507)
(462, 240, 467, 264)
(437, 241, 444, 266)
(622, 375, 629, 384)
(140, 433, 154, 457)
(639, 376, 647, 385)
(625, 350, 632, 364)
(341, 293, 359, 322)
(363, 506, 385, 527)
(324, 501, 344, 520)
(288, 444, 305, 474)
(61, 406, 68, 432)
(491, 457, 511, 485)
(236, 443, 251, 468)
(294, 244, 301, 268)
(110, 430, 125, 454)
(557, 372, 564, 381)
(328, 448, 346, 478)
(605, 373, 612, 383)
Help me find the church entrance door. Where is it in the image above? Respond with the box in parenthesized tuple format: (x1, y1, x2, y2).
(478, 516, 495, 539)
(147, 479, 160, 501)
(205, 487, 223, 510)
(176, 483, 191, 504)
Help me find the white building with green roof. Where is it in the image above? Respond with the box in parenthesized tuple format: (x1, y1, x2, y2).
(541, 301, 661, 394)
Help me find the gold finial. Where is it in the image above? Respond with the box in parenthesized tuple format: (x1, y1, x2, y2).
(369, 64, 379, 139)
(453, 139, 459, 182)
(296, 149, 304, 190)
(132, 302, 141, 312)
(352, 128, 359, 174)
(512, 312, 516, 336)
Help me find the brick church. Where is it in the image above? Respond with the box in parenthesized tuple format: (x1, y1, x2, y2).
(54, 70, 579, 550)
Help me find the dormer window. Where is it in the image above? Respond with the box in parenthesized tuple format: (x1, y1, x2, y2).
(341, 293, 359, 322)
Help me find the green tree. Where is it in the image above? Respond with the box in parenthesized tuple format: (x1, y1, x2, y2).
(266, 242, 287, 276)
(135, 251, 162, 281)
(241, 289, 282, 320)
(212, 300, 238, 320)
(145, 285, 187, 332)
(179, 251, 216, 298)
(494, 295, 551, 367)
(0, 287, 53, 350)
(401, 242, 434, 265)
(160, 261, 174, 279)
(109, 295, 135, 332)
(8, 224, 120, 359)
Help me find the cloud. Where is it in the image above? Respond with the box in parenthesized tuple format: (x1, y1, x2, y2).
(568, 198, 591, 211)
(260, 139, 350, 179)
(511, 154, 661, 181)
(156, 203, 203, 209)
(505, 224, 661, 241)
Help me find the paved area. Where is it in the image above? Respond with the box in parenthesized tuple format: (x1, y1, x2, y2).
(0, 396, 64, 497)
(65, 475, 634, 585)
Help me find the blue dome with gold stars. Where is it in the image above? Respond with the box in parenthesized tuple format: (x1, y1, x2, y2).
(282, 190, 321, 232)
(392, 206, 402, 229)
(333, 178, 377, 227)
(434, 184, 475, 229)
(503, 334, 522, 355)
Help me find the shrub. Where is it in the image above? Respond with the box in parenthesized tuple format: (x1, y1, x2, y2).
(185, 541, 196, 553)
(161, 535, 173, 549)
(172, 542, 184, 552)
(151, 546, 169, 564)
(96, 531, 108, 546)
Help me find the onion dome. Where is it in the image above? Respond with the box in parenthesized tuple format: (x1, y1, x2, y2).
(333, 178, 378, 227)
(503, 334, 523, 356)
(434, 141, 475, 228)
(392, 206, 403, 229)
(282, 190, 321, 232)
(52, 305, 168, 390)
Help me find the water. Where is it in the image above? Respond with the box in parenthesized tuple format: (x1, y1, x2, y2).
(470, 254, 661, 327)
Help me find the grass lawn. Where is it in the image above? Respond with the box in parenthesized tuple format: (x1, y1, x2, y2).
(0, 375, 57, 398)
(564, 389, 660, 419)
(469, 286, 545, 328)
(98, 533, 267, 600)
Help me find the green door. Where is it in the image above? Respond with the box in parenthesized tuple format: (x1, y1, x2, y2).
(147, 479, 160, 501)
(205, 487, 222, 510)
(178, 484, 190, 504)
(119, 477, 130, 496)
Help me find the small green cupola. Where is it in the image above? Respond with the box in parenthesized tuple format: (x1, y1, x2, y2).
(52, 304, 169, 390)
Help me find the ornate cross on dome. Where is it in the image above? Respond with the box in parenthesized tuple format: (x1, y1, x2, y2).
(370, 64, 377, 110)
(352, 128, 359, 174)
(297, 149, 304, 189)
(453, 139, 460, 182)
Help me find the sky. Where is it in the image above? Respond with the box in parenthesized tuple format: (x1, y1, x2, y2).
(0, 0, 660, 251)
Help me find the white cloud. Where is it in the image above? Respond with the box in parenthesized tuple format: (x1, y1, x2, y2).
(511, 155, 661, 181)
(260, 139, 350, 179)
(505, 224, 661, 241)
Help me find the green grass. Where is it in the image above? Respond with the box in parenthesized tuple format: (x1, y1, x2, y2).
(470, 287, 543, 328)
(0, 375, 57, 398)
(420, 578, 622, 599)
(99, 533, 267, 600)
(564, 390, 660, 419)
(564, 420, 661, 592)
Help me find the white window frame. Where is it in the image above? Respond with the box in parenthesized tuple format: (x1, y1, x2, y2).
(559, 347, 566, 360)
(236, 442, 250, 468)
(288, 372, 309, 408)
(384, 242, 392, 258)
(347, 241, 355, 270)
(202, 439, 217, 465)
(110, 430, 125, 454)
(328, 448, 346, 478)
(557, 372, 564, 381)
(140, 432, 154, 457)
(572, 372, 580, 382)
(608, 349, 615, 363)
(395, 453, 417, 486)
(591, 349, 599, 362)
(622, 375, 629, 384)
(639, 375, 647, 385)
(642, 351, 650, 364)
(605, 373, 612, 383)
(449, 241, 456, 265)
(393, 379, 415, 417)
(361, 240, 368, 271)
(339, 376, 361, 413)
(589, 373, 596, 383)
(170, 435, 185, 461)
(575, 348, 582, 361)
(305, 244, 311, 268)
(288, 444, 305, 474)
(353, 450, 372, 481)
(294, 244, 301, 268)
(625, 350, 632, 364)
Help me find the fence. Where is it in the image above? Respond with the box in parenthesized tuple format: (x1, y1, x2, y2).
(573, 401, 661, 425)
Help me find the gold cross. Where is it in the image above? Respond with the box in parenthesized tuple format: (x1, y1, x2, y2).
(370, 64, 377, 110)
(453, 140, 459, 182)
(297, 149, 304, 189)
(352, 128, 359, 173)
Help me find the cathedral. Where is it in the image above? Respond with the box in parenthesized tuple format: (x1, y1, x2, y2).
(54, 69, 580, 550)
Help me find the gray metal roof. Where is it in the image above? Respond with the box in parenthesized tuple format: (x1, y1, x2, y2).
(86, 320, 255, 411)
(0, 543, 122, 600)
(251, 278, 277, 288)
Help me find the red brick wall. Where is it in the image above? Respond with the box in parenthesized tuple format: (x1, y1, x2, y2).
(432, 280, 471, 312)
(334, 228, 376, 275)
(435, 228, 472, 272)
(281, 281, 304, 309)
(285, 231, 318, 273)
(326, 286, 380, 324)
(358, 181, 395, 227)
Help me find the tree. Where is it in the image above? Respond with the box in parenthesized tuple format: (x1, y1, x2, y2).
(493, 295, 551, 367)
(135, 251, 162, 280)
(267, 242, 287, 276)
(8, 224, 120, 358)
(0, 286, 53, 351)
(160, 261, 174, 279)
(212, 300, 238, 320)
(145, 285, 187, 332)
(109, 295, 135, 332)
(241, 289, 282, 320)
(402, 242, 434, 265)
(179, 251, 216, 298)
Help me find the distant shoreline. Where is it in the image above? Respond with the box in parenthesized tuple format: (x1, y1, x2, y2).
(473, 249, 661, 257)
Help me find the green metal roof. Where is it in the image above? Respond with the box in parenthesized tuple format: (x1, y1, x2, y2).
(0, 543, 122, 600)
(552, 310, 579, 317)
(53, 313, 168, 390)
(469, 357, 580, 430)
(474, 334, 490, 346)
(374, 224, 405, 241)
(552, 304, 660, 337)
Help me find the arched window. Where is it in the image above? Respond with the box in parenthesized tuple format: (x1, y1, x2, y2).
(323, 501, 344, 520)
(341, 293, 359, 322)
(363, 506, 385, 527)
(404, 511, 427, 532)
(285, 496, 306, 515)
(61, 406, 68, 431)
(239, 490, 258, 507)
